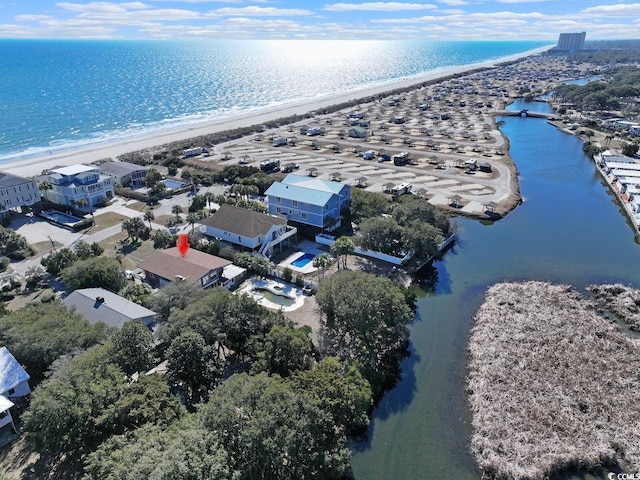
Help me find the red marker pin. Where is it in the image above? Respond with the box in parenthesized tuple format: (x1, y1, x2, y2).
(177, 233, 190, 257)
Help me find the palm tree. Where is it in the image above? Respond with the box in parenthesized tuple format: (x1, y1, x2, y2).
(186, 212, 199, 232)
(204, 192, 216, 213)
(171, 204, 183, 223)
(312, 253, 332, 279)
(143, 210, 155, 230)
(122, 217, 146, 242)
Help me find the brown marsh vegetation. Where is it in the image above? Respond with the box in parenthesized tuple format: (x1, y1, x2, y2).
(468, 281, 640, 479)
(588, 284, 640, 331)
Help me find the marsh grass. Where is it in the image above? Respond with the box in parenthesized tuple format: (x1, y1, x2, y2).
(588, 284, 640, 331)
(468, 281, 640, 479)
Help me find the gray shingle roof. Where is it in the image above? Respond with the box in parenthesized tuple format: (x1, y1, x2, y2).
(99, 161, 149, 177)
(0, 347, 30, 395)
(62, 288, 157, 329)
(200, 204, 286, 238)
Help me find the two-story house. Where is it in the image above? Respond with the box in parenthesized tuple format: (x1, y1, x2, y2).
(99, 161, 149, 188)
(200, 204, 297, 258)
(0, 172, 39, 213)
(265, 174, 350, 231)
(38, 164, 114, 209)
(138, 247, 232, 289)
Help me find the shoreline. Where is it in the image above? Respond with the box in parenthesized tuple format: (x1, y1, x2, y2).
(1, 46, 551, 179)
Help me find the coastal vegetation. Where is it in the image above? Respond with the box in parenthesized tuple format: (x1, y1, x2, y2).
(468, 281, 640, 479)
(588, 283, 640, 331)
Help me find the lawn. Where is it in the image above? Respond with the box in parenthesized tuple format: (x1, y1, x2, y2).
(87, 212, 131, 233)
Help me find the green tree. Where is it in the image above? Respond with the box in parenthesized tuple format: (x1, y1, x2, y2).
(122, 216, 146, 243)
(84, 422, 231, 480)
(153, 229, 176, 249)
(349, 188, 390, 222)
(288, 357, 372, 434)
(281, 266, 293, 283)
(145, 169, 162, 188)
(622, 142, 639, 157)
(315, 270, 414, 397)
(186, 211, 199, 232)
(148, 280, 203, 320)
(330, 236, 355, 270)
(61, 256, 126, 292)
(166, 331, 222, 406)
(166, 286, 282, 357)
(41, 248, 78, 276)
(249, 324, 314, 376)
(401, 221, 443, 259)
(143, 209, 155, 230)
(233, 252, 273, 276)
(198, 373, 352, 480)
(357, 216, 404, 255)
(392, 197, 451, 235)
(23, 346, 125, 456)
(120, 283, 153, 307)
(171, 204, 184, 223)
(24, 346, 182, 457)
(312, 253, 333, 278)
(108, 321, 154, 375)
(0, 301, 110, 382)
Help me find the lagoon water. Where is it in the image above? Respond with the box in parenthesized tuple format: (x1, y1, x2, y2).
(0, 39, 546, 162)
(351, 100, 640, 479)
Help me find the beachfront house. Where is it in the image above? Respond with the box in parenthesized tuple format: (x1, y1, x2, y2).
(38, 164, 114, 209)
(0, 172, 39, 214)
(138, 247, 231, 289)
(0, 347, 31, 400)
(62, 287, 158, 329)
(199, 204, 297, 259)
(99, 161, 149, 188)
(265, 174, 350, 231)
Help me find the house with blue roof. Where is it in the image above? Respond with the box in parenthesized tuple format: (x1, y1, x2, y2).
(265, 174, 350, 230)
(0, 347, 30, 400)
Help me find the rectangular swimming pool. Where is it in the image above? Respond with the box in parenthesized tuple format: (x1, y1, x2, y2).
(162, 179, 186, 189)
(290, 252, 316, 268)
(41, 210, 83, 225)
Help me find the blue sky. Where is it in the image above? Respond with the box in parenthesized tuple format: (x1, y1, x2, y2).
(0, 1, 638, 40)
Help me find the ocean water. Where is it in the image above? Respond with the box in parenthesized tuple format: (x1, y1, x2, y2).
(0, 39, 548, 164)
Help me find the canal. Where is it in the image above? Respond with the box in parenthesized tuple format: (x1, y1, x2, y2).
(351, 99, 640, 479)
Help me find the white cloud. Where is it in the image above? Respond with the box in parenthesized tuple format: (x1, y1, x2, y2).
(206, 6, 313, 17)
(581, 3, 640, 17)
(55, 2, 150, 13)
(496, 0, 555, 3)
(324, 2, 436, 12)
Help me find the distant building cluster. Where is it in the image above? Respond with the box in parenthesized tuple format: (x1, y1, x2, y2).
(555, 32, 586, 52)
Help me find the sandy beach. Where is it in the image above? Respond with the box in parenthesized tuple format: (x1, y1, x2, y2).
(1, 46, 551, 179)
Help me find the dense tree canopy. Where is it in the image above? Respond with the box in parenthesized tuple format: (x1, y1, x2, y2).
(84, 422, 232, 480)
(198, 373, 352, 480)
(61, 256, 126, 292)
(23, 346, 182, 457)
(166, 331, 223, 406)
(108, 321, 155, 375)
(166, 286, 284, 356)
(0, 301, 110, 382)
(249, 323, 314, 376)
(288, 357, 372, 434)
(315, 270, 414, 397)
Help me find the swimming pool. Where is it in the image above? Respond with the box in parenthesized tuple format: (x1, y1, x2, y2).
(41, 210, 83, 225)
(290, 252, 316, 268)
(254, 288, 296, 307)
(162, 179, 186, 189)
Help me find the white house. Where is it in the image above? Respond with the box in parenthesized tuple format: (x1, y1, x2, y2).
(0, 347, 30, 400)
(200, 204, 297, 258)
(38, 164, 114, 209)
(0, 395, 17, 433)
(0, 172, 39, 213)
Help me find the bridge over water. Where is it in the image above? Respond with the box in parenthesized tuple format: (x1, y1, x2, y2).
(494, 109, 560, 120)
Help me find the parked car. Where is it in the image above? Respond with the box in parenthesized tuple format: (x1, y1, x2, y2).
(378, 154, 391, 162)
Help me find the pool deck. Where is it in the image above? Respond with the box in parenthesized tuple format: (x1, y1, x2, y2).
(278, 241, 333, 275)
(237, 278, 305, 312)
